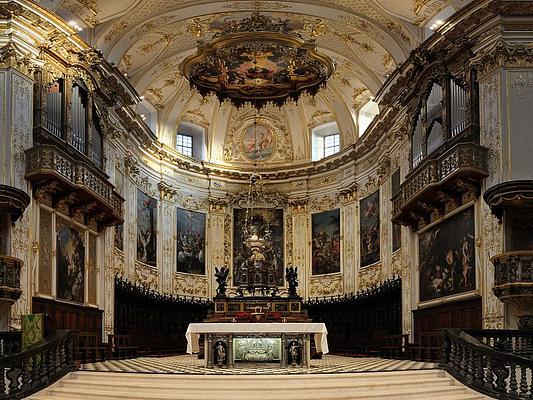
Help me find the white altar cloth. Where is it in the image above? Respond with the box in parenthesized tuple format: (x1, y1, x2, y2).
(185, 322, 329, 354)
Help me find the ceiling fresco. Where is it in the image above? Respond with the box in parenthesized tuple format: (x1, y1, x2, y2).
(45, 0, 470, 166)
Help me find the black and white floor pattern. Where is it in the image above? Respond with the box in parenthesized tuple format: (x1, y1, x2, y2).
(82, 355, 436, 375)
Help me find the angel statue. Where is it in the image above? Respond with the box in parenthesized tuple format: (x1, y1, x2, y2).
(214, 266, 229, 298)
(286, 266, 298, 297)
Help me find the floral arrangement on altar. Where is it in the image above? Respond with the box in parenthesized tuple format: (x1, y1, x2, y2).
(235, 311, 252, 321)
(268, 312, 282, 321)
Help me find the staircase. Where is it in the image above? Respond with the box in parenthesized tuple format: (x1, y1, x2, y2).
(28, 369, 489, 400)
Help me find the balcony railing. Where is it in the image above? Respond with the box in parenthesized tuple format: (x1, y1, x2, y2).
(392, 142, 488, 230)
(492, 251, 533, 287)
(25, 144, 123, 230)
(0, 256, 22, 304)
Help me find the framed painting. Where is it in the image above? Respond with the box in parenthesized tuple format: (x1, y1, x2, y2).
(137, 190, 157, 266)
(233, 208, 284, 286)
(114, 224, 123, 250)
(360, 190, 380, 267)
(419, 207, 476, 302)
(56, 221, 85, 303)
(177, 208, 206, 275)
(311, 209, 341, 275)
(242, 123, 274, 161)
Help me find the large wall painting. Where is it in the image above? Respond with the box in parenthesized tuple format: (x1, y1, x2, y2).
(56, 222, 85, 303)
(177, 208, 206, 275)
(137, 190, 157, 266)
(233, 208, 284, 286)
(360, 190, 380, 267)
(419, 207, 476, 302)
(243, 123, 274, 161)
(311, 209, 341, 275)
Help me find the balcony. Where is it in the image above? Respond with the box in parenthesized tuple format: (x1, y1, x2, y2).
(25, 144, 124, 231)
(0, 256, 22, 304)
(392, 142, 488, 230)
(492, 251, 533, 329)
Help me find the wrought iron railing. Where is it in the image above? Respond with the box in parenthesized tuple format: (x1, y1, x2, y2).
(442, 328, 533, 399)
(0, 330, 76, 399)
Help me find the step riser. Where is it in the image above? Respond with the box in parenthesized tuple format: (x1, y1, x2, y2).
(58, 379, 455, 392)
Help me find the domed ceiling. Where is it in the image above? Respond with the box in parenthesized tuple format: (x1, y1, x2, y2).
(46, 0, 469, 166)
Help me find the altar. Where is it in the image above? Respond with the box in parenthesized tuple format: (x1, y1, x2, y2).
(186, 322, 329, 368)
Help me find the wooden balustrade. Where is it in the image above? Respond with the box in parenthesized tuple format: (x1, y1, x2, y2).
(0, 330, 75, 399)
(392, 142, 488, 230)
(442, 328, 533, 399)
(0, 256, 23, 304)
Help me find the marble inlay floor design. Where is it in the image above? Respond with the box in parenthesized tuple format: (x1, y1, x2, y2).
(82, 355, 437, 375)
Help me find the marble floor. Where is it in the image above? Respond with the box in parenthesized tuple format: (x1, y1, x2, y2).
(81, 354, 437, 375)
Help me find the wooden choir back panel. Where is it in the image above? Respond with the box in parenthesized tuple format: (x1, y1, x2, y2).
(32, 297, 103, 340)
(413, 297, 482, 337)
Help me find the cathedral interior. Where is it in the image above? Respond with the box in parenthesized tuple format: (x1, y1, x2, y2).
(0, 0, 533, 399)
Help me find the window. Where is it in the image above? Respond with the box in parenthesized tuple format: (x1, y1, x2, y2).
(358, 100, 379, 136)
(176, 133, 193, 157)
(324, 133, 340, 157)
(312, 122, 341, 161)
(175, 122, 206, 160)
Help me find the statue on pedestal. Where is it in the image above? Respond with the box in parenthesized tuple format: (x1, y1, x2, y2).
(286, 266, 298, 297)
(215, 266, 229, 298)
(288, 340, 300, 366)
(215, 341, 227, 366)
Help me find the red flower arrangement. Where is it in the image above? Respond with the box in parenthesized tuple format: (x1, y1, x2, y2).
(269, 312, 282, 321)
(235, 311, 252, 321)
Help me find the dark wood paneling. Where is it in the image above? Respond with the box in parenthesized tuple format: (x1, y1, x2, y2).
(413, 297, 482, 338)
(32, 296, 103, 341)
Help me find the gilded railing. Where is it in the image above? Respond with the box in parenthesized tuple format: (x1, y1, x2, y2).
(25, 144, 123, 220)
(0, 256, 22, 304)
(392, 142, 488, 218)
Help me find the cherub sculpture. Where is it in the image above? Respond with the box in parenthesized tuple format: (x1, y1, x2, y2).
(214, 266, 229, 297)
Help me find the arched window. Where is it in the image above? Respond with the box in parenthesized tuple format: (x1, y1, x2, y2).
(176, 122, 206, 160)
(312, 122, 340, 161)
(358, 100, 379, 137)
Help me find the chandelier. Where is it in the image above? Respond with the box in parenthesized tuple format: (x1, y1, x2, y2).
(181, 13, 335, 109)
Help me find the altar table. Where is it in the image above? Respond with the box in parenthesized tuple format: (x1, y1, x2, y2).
(185, 322, 329, 367)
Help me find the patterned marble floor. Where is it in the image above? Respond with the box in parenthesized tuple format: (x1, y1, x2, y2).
(81, 355, 437, 375)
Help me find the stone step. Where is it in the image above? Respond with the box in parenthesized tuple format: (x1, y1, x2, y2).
(58, 376, 455, 391)
(28, 369, 489, 400)
(70, 368, 445, 381)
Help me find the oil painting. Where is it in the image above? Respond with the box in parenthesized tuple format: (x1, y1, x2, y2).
(419, 207, 476, 302)
(311, 209, 341, 275)
(233, 208, 284, 287)
(177, 208, 206, 275)
(137, 190, 157, 266)
(360, 190, 380, 267)
(57, 224, 85, 303)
